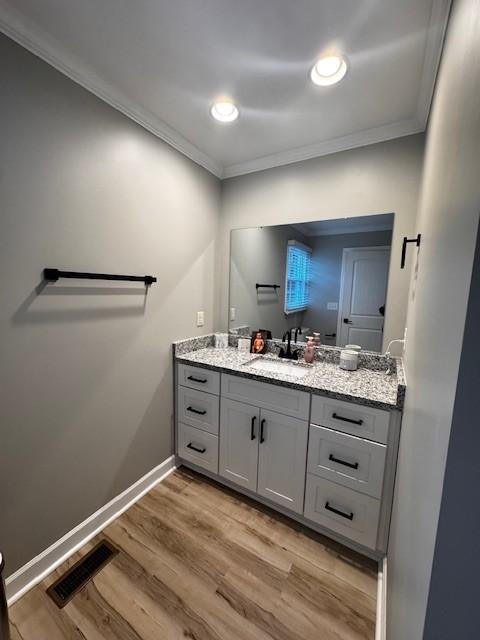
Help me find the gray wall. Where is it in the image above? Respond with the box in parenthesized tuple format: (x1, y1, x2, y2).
(423, 224, 480, 639)
(217, 134, 425, 352)
(0, 34, 221, 575)
(387, 0, 480, 637)
(229, 225, 308, 338)
(303, 230, 392, 346)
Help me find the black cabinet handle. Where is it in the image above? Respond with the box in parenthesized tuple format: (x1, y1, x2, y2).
(251, 415, 257, 441)
(332, 412, 363, 426)
(187, 406, 207, 416)
(328, 454, 359, 470)
(187, 443, 206, 454)
(325, 501, 354, 521)
(187, 375, 207, 384)
(260, 418, 266, 444)
(401, 234, 421, 269)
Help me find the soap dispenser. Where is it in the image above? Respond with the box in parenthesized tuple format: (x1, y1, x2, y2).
(304, 336, 315, 363)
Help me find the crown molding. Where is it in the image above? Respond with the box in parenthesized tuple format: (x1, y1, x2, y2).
(0, 3, 222, 178)
(0, 0, 450, 181)
(221, 118, 425, 179)
(415, 0, 452, 127)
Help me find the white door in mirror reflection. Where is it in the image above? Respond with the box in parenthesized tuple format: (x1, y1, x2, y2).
(337, 247, 390, 352)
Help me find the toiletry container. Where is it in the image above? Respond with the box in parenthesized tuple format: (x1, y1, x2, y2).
(237, 337, 251, 352)
(313, 332, 321, 345)
(304, 337, 315, 363)
(214, 333, 229, 349)
(339, 349, 359, 371)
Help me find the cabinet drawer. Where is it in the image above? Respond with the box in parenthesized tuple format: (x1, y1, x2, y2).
(222, 374, 310, 420)
(304, 475, 380, 550)
(307, 425, 386, 498)
(177, 386, 219, 435)
(177, 363, 220, 395)
(177, 423, 218, 474)
(311, 396, 390, 444)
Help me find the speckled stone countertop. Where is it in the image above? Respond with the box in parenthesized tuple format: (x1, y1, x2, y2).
(174, 336, 405, 411)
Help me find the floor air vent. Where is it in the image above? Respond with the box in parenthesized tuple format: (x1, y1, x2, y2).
(47, 540, 118, 608)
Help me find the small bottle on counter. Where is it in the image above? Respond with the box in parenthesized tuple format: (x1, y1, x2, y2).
(304, 337, 315, 363)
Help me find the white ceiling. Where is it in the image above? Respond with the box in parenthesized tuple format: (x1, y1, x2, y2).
(291, 213, 394, 237)
(0, 0, 450, 178)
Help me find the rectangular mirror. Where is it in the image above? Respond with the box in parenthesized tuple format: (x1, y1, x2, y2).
(229, 213, 395, 353)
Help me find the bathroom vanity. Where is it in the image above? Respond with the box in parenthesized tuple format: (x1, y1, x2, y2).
(174, 335, 405, 558)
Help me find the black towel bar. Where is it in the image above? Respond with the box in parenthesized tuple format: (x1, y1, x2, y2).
(256, 283, 280, 291)
(43, 268, 156, 285)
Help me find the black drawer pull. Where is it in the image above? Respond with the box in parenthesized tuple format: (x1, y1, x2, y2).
(325, 501, 354, 520)
(332, 412, 363, 426)
(187, 443, 206, 454)
(260, 418, 266, 444)
(251, 415, 257, 441)
(187, 375, 207, 384)
(329, 454, 359, 470)
(187, 406, 207, 416)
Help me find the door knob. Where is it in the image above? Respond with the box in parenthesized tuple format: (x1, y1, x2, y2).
(343, 318, 353, 324)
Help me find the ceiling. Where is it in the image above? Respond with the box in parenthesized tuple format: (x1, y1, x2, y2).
(291, 213, 394, 237)
(0, 0, 450, 178)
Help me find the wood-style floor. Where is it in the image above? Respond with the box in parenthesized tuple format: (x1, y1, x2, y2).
(9, 468, 377, 640)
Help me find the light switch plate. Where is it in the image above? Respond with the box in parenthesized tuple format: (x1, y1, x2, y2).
(327, 302, 338, 311)
(196, 311, 205, 327)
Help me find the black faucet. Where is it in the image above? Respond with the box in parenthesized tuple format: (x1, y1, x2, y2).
(293, 326, 302, 343)
(278, 329, 298, 360)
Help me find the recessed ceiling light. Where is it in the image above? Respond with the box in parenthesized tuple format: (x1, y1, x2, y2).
(210, 101, 239, 123)
(310, 54, 348, 86)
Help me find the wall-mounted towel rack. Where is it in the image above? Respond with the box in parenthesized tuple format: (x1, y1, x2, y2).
(256, 283, 280, 291)
(400, 234, 421, 269)
(43, 268, 157, 286)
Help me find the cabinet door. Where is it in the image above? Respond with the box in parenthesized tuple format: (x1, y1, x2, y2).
(257, 409, 308, 514)
(219, 398, 259, 491)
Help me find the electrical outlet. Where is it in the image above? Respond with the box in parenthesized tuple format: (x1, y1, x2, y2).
(327, 302, 338, 311)
(196, 311, 205, 327)
(230, 307, 236, 321)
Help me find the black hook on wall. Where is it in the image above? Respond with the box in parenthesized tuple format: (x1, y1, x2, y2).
(401, 234, 421, 269)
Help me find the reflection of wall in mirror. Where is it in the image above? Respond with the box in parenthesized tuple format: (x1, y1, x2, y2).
(229, 225, 309, 339)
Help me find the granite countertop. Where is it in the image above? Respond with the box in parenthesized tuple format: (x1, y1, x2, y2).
(174, 337, 405, 411)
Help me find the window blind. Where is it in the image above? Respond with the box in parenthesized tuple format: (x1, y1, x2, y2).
(284, 240, 312, 314)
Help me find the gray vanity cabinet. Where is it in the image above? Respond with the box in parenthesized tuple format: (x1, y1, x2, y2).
(219, 398, 308, 514)
(175, 361, 400, 557)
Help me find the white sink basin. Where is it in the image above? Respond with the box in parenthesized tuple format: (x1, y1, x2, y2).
(246, 357, 311, 379)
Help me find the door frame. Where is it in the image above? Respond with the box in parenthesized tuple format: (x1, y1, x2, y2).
(336, 246, 391, 349)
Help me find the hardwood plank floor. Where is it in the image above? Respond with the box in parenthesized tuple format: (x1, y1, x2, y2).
(9, 468, 377, 640)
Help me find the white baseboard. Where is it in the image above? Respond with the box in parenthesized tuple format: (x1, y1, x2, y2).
(375, 556, 387, 640)
(6, 455, 176, 605)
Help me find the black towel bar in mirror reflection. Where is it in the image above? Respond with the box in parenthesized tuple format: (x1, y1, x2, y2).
(255, 283, 280, 291)
(43, 268, 157, 286)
